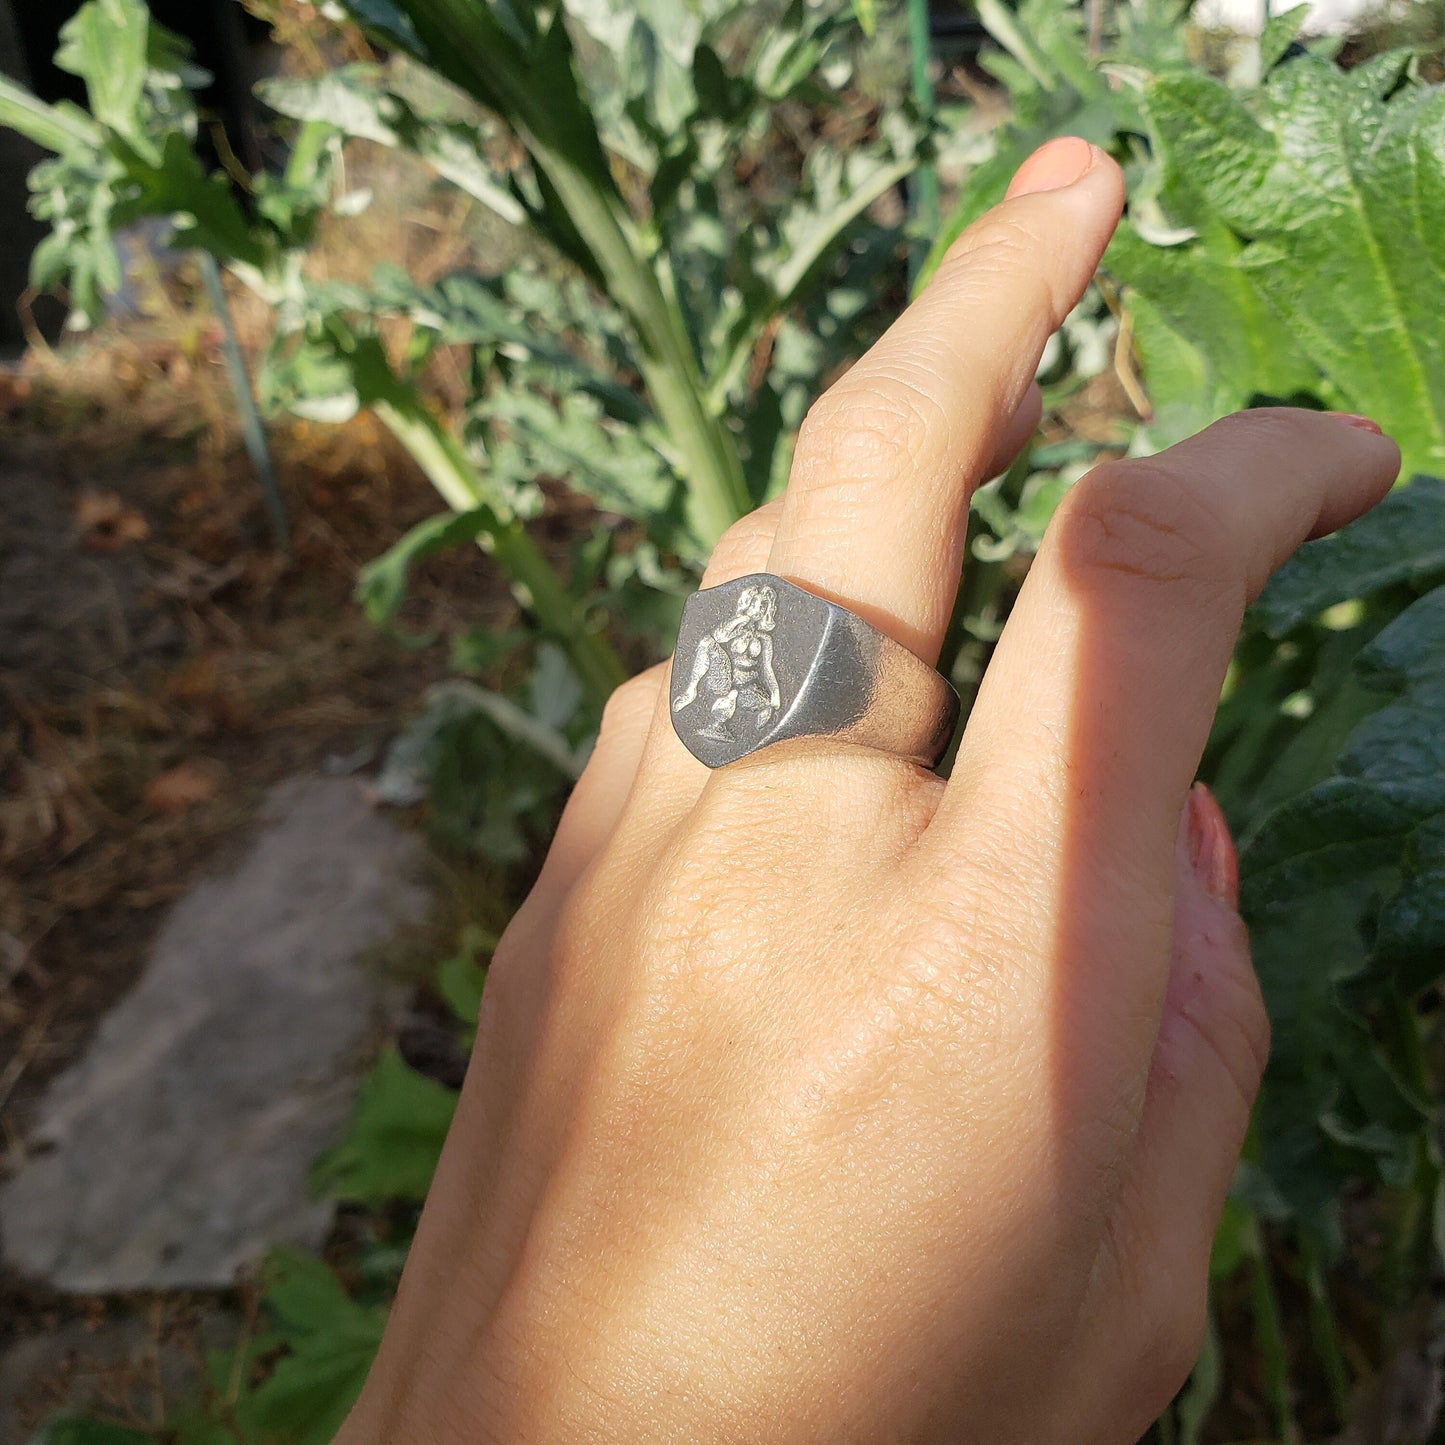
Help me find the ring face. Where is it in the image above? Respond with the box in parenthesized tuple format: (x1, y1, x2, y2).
(669, 573, 959, 770)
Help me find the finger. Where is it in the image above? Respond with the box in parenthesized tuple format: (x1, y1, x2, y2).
(1068, 787, 1263, 1436)
(528, 662, 666, 903)
(931, 409, 1397, 1148)
(532, 501, 792, 900)
(767, 138, 1124, 662)
(988, 380, 1043, 481)
(1126, 785, 1263, 1266)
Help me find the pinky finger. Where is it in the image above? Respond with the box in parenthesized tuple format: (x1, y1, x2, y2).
(529, 661, 668, 904)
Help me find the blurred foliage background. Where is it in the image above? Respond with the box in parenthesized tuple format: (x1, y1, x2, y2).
(3, 0, 1445, 1440)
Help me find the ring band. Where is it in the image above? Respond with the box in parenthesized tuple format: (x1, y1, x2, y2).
(669, 573, 960, 769)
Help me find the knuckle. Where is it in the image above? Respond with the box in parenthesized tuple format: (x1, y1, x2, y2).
(939, 211, 1063, 318)
(1053, 460, 1239, 609)
(1207, 404, 1309, 453)
(795, 376, 945, 496)
(703, 500, 781, 583)
(598, 666, 663, 743)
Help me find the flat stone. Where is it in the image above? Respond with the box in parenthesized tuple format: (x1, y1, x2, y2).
(0, 777, 430, 1292)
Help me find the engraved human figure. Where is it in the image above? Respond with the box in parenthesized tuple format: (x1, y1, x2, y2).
(672, 584, 783, 739)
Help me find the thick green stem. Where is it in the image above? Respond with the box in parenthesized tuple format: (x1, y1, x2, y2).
(393, 0, 752, 548)
(373, 396, 626, 708)
(515, 142, 751, 546)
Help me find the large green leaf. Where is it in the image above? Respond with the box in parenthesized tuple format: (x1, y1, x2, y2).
(920, 0, 1179, 285)
(1121, 58, 1445, 473)
(1255, 475, 1445, 634)
(1237, 483, 1445, 1230)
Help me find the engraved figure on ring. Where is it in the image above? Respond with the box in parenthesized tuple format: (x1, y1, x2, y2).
(672, 584, 783, 739)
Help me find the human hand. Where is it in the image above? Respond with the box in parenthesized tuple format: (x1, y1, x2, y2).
(338, 138, 1401, 1444)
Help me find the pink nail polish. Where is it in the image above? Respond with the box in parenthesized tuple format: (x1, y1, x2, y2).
(1006, 137, 1098, 199)
(1186, 783, 1239, 909)
(1326, 411, 1385, 434)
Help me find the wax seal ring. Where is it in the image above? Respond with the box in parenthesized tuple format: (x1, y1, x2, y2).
(669, 572, 959, 769)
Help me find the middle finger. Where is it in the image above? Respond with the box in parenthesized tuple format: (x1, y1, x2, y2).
(767, 137, 1124, 664)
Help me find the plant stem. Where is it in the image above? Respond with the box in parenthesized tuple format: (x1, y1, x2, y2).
(393, 0, 752, 548)
(199, 251, 289, 550)
(1382, 990, 1440, 1319)
(373, 395, 626, 708)
(906, 0, 938, 288)
(1300, 1233, 1350, 1426)
(1248, 1222, 1300, 1445)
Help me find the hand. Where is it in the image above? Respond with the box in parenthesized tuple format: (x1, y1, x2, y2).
(338, 138, 1400, 1444)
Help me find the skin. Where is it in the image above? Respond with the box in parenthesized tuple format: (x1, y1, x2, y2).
(335, 138, 1401, 1443)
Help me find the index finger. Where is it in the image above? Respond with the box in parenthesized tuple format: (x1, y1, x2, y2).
(928, 409, 1400, 1124)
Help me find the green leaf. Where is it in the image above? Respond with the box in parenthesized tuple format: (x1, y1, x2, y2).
(1125, 61, 1445, 475)
(56, 0, 151, 149)
(259, 68, 527, 225)
(230, 1252, 387, 1445)
(1259, 10, 1308, 73)
(338, 0, 426, 54)
(311, 1046, 457, 1204)
(356, 506, 506, 635)
(1240, 776, 1426, 912)
(1375, 814, 1445, 994)
(1255, 476, 1445, 635)
(1235, 527, 1445, 1223)
(114, 129, 264, 267)
(436, 926, 493, 1027)
(0, 76, 99, 153)
(478, 384, 676, 535)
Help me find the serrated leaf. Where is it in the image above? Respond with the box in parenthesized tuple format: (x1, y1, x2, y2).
(55, 0, 151, 150)
(260, 68, 527, 225)
(1339, 586, 1445, 801)
(1255, 476, 1445, 635)
(1373, 811, 1445, 994)
(479, 384, 676, 533)
(311, 1046, 457, 1203)
(1240, 776, 1427, 913)
(1237, 572, 1445, 1221)
(1126, 61, 1445, 475)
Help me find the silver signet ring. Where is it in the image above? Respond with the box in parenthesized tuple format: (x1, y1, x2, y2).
(668, 573, 960, 770)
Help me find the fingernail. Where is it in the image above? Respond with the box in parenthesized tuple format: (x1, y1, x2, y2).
(1006, 136, 1098, 199)
(1186, 783, 1239, 909)
(1326, 411, 1384, 434)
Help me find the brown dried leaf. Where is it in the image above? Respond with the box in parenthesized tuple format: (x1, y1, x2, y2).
(74, 489, 150, 553)
(142, 761, 221, 816)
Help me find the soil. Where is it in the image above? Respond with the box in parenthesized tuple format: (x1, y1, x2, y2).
(0, 329, 518, 1126)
